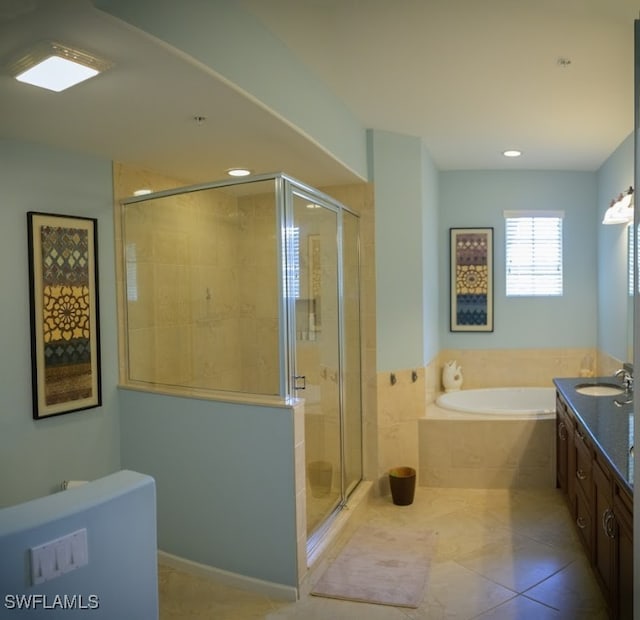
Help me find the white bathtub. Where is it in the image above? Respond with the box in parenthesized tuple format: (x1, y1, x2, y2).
(421, 386, 557, 488)
(434, 387, 556, 420)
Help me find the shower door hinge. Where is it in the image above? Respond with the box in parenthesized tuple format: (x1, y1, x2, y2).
(293, 375, 306, 390)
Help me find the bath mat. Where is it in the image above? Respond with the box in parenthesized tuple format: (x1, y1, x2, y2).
(311, 524, 435, 608)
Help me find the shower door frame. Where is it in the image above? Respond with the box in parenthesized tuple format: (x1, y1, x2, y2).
(281, 176, 364, 548)
(119, 172, 364, 547)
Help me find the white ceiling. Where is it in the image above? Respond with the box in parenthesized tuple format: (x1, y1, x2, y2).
(241, 0, 640, 171)
(1, 0, 639, 189)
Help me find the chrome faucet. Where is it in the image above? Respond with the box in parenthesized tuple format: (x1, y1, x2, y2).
(615, 365, 634, 392)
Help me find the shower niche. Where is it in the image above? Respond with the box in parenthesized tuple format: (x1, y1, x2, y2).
(120, 173, 363, 541)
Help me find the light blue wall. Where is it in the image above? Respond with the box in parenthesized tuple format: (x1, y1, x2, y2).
(0, 140, 120, 508)
(439, 170, 598, 349)
(118, 389, 298, 590)
(421, 143, 440, 364)
(597, 132, 634, 363)
(370, 130, 426, 371)
(0, 470, 158, 618)
(95, 0, 368, 180)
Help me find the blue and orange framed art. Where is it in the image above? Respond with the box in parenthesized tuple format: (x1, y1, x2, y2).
(450, 227, 493, 332)
(27, 212, 102, 419)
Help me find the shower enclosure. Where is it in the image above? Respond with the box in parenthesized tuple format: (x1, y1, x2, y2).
(120, 173, 363, 543)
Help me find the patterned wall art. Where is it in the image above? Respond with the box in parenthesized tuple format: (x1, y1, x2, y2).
(450, 227, 493, 332)
(308, 234, 322, 330)
(27, 212, 101, 419)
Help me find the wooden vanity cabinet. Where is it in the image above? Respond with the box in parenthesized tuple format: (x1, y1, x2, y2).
(613, 482, 633, 620)
(573, 422, 595, 554)
(556, 394, 574, 502)
(593, 457, 615, 602)
(555, 391, 634, 620)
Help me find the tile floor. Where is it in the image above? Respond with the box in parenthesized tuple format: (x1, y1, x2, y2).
(158, 487, 609, 619)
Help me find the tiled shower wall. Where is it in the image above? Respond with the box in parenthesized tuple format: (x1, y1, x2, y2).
(113, 165, 379, 484)
(118, 175, 279, 394)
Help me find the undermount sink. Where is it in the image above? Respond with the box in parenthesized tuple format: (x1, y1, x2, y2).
(574, 383, 625, 397)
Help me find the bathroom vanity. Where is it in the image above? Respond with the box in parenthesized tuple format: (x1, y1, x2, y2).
(554, 378, 633, 620)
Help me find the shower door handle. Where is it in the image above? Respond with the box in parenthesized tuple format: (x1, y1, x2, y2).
(293, 375, 306, 390)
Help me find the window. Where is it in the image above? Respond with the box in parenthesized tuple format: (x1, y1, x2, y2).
(504, 211, 563, 296)
(282, 226, 300, 298)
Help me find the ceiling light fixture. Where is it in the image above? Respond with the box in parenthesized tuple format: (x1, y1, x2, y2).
(602, 186, 634, 225)
(227, 168, 252, 177)
(8, 41, 112, 92)
(133, 188, 153, 197)
(502, 149, 522, 158)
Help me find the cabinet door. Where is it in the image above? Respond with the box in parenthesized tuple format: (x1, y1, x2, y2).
(592, 458, 614, 606)
(574, 484, 593, 556)
(556, 396, 570, 493)
(573, 425, 592, 501)
(614, 488, 633, 620)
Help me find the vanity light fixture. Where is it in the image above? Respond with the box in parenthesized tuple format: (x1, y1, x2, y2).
(602, 186, 634, 225)
(502, 149, 522, 158)
(227, 168, 252, 177)
(8, 41, 112, 92)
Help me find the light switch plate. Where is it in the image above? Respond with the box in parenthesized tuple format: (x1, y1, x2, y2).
(30, 528, 88, 585)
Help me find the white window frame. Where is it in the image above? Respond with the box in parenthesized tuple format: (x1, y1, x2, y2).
(504, 210, 564, 297)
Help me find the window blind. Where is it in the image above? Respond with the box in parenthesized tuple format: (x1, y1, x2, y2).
(283, 226, 300, 298)
(505, 214, 563, 296)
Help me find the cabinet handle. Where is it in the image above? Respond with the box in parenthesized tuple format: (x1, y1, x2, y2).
(602, 509, 616, 539)
(576, 516, 587, 529)
(576, 469, 587, 481)
(558, 421, 568, 441)
(576, 429, 585, 443)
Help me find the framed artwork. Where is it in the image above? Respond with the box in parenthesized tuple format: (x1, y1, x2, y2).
(27, 212, 102, 419)
(450, 227, 493, 332)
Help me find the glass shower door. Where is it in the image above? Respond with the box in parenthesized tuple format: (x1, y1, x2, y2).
(291, 193, 342, 537)
(342, 210, 363, 496)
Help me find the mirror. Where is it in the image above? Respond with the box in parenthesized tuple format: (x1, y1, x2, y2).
(628, 224, 634, 364)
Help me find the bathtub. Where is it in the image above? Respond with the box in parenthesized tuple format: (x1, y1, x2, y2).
(434, 387, 556, 420)
(420, 386, 557, 488)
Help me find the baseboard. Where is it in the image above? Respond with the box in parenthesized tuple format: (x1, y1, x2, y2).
(157, 550, 298, 602)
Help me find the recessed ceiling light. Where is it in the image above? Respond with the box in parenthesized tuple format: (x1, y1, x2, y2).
(503, 149, 522, 158)
(227, 168, 252, 177)
(9, 41, 112, 92)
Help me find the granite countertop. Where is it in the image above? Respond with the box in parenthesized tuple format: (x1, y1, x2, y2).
(553, 377, 634, 494)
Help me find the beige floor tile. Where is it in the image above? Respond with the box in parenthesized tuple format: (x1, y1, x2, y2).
(472, 594, 561, 619)
(413, 560, 516, 619)
(265, 596, 409, 619)
(523, 556, 608, 617)
(158, 488, 605, 620)
(455, 534, 577, 593)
